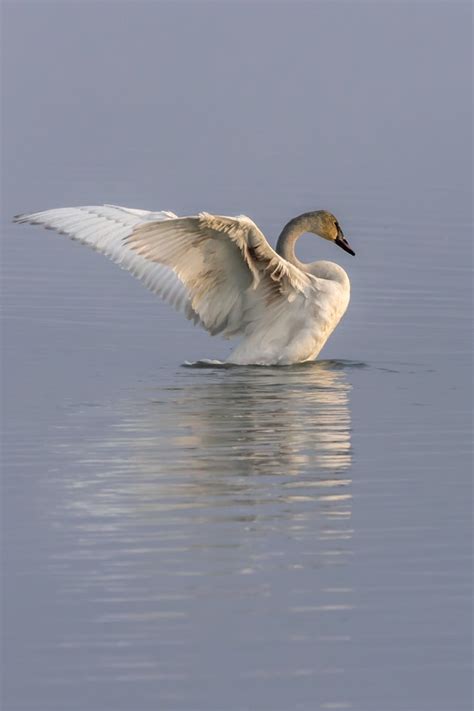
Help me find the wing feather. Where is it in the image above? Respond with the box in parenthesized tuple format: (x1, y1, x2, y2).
(14, 204, 314, 338)
(12, 205, 204, 324)
(125, 212, 312, 334)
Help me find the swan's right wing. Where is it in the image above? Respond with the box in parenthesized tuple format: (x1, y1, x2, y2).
(13, 204, 204, 325)
(14, 205, 314, 337)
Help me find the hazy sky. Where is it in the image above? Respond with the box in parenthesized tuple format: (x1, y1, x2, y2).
(2, 0, 471, 224)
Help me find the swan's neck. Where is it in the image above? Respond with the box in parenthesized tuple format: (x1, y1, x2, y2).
(275, 214, 311, 266)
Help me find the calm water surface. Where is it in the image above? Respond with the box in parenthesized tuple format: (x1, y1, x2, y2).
(2, 2, 472, 710)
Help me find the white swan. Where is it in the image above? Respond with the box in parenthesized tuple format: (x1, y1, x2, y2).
(13, 205, 355, 365)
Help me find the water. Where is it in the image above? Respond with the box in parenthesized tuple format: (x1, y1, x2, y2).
(2, 2, 472, 710)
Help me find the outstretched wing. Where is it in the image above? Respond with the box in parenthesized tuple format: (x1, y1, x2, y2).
(125, 212, 312, 335)
(13, 205, 312, 337)
(13, 205, 205, 326)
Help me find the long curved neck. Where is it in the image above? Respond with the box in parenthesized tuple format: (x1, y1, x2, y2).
(276, 214, 311, 266)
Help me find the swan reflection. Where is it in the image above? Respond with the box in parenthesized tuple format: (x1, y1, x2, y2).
(49, 361, 355, 687)
(136, 361, 352, 477)
(59, 361, 353, 523)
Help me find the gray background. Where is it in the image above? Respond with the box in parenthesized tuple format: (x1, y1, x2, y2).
(2, 1, 472, 710)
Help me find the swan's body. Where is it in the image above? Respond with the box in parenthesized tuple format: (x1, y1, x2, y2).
(13, 205, 355, 365)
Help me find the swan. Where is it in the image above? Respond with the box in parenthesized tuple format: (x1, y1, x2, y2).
(13, 205, 355, 365)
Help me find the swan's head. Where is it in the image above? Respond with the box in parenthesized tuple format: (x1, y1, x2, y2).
(308, 210, 355, 256)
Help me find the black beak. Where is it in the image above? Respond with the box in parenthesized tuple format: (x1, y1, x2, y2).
(335, 228, 355, 256)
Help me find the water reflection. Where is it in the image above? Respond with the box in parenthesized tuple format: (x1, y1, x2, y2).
(45, 362, 355, 695)
(59, 361, 353, 521)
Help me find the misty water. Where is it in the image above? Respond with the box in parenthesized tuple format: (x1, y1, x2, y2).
(2, 2, 472, 711)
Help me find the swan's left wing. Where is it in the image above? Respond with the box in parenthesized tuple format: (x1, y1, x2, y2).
(125, 212, 313, 336)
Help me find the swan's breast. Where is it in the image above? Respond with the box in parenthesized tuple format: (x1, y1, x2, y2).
(308, 260, 350, 289)
(306, 265, 350, 342)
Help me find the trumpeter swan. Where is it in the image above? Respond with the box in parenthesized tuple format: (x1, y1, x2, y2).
(13, 205, 355, 365)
